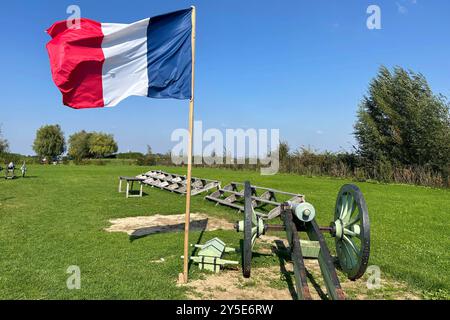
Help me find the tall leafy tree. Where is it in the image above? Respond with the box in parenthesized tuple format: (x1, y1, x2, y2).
(354, 66, 450, 173)
(68, 130, 92, 161)
(88, 132, 118, 158)
(33, 124, 66, 160)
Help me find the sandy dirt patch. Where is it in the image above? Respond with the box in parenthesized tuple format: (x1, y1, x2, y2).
(181, 237, 422, 300)
(182, 267, 293, 300)
(106, 215, 421, 300)
(105, 213, 234, 237)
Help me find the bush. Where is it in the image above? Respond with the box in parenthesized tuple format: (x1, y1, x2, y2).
(0, 153, 40, 165)
(136, 154, 156, 166)
(117, 152, 144, 159)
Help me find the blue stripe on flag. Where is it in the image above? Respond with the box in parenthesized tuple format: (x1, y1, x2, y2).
(146, 8, 192, 100)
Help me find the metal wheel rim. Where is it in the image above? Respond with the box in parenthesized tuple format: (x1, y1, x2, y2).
(334, 184, 370, 280)
(242, 181, 253, 278)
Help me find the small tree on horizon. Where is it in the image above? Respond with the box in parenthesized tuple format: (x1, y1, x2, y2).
(88, 132, 118, 158)
(68, 130, 92, 162)
(0, 126, 9, 154)
(33, 124, 66, 160)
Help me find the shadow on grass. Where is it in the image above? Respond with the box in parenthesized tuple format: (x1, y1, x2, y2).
(306, 269, 328, 300)
(238, 239, 275, 276)
(272, 240, 298, 300)
(125, 191, 149, 197)
(0, 196, 15, 202)
(1, 176, 38, 180)
(188, 228, 206, 272)
(128, 217, 209, 273)
(128, 218, 210, 242)
(240, 241, 273, 260)
(271, 239, 329, 300)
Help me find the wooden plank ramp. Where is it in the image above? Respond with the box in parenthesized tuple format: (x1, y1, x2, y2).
(136, 170, 220, 196)
(205, 182, 304, 219)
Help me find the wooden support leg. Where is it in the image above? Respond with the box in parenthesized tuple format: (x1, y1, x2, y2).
(282, 209, 312, 300)
(305, 220, 345, 300)
(119, 179, 123, 193)
(126, 182, 130, 198)
(139, 182, 143, 197)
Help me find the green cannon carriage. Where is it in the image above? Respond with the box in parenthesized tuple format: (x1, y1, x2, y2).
(235, 181, 370, 300)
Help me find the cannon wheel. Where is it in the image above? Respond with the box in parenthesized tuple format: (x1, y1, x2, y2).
(242, 181, 253, 278)
(334, 184, 370, 280)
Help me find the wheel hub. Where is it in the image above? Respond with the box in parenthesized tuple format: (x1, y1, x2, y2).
(332, 219, 361, 240)
(333, 219, 344, 239)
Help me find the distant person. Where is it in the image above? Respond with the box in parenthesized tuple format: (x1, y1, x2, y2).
(21, 162, 27, 177)
(5, 162, 15, 179)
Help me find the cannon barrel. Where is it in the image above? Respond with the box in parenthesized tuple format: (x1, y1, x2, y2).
(288, 201, 316, 222)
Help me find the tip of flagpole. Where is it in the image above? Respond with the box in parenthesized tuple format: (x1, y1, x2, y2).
(191, 5, 195, 10)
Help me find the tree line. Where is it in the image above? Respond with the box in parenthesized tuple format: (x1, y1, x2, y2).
(166, 66, 450, 187)
(1, 66, 448, 187)
(11, 125, 117, 162)
(31, 126, 118, 162)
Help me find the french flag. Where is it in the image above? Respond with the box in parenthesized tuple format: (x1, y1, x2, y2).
(46, 8, 193, 109)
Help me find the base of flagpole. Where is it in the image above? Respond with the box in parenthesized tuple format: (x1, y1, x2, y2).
(178, 272, 187, 284)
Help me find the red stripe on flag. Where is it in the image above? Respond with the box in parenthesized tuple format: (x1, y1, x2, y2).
(46, 19, 105, 109)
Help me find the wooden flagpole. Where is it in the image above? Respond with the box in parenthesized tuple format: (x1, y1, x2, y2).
(182, 5, 196, 283)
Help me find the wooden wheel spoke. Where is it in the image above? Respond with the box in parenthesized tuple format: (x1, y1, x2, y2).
(339, 195, 347, 219)
(343, 235, 361, 257)
(343, 227, 360, 238)
(348, 200, 357, 221)
(346, 210, 361, 227)
(341, 194, 355, 222)
(341, 241, 357, 270)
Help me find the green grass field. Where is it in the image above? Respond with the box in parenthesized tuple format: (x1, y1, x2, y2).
(0, 164, 449, 299)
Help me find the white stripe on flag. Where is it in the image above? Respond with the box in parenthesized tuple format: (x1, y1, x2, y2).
(101, 18, 150, 107)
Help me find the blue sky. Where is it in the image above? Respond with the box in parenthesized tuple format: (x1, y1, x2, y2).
(1, 0, 449, 155)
